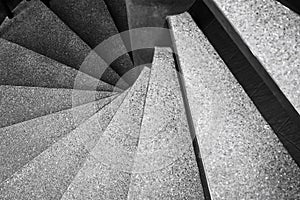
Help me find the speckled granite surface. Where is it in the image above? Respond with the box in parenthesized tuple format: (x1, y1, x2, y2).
(211, 0, 300, 114)
(0, 0, 89, 70)
(0, 38, 121, 92)
(0, 85, 116, 128)
(49, 0, 135, 83)
(0, 94, 118, 183)
(0, 0, 127, 88)
(60, 67, 150, 200)
(0, 90, 128, 200)
(127, 48, 204, 200)
(168, 12, 300, 199)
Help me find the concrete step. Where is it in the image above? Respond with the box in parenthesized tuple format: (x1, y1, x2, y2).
(103, 0, 131, 52)
(126, 0, 194, 66)
(0, 85, 117, 128)
(0, 90, 129, 200)
(103, 0, 128, 38)
(0, 38, 122, 92)
(49, 0, 136, 84)
(0, 0, 128, 88)
(188, 0, 300, 166)
(202, 0, 300, 133)
(61, 67, 151, 200)
(168, 12, 300, 199)
(127, 48, 204, 199)
(0, 94, 118, 183)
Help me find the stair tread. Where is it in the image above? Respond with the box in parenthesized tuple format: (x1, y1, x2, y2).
(127, 47, 204, 199)
(49, 0, 135, 83)
(210, 0, 300, 115)
(0, 94, 118, 183)
(61, 67, 151, 199)
(168, 12, 300, 199)
(103, 0, 132, 59)
(0, 85, 117, 128)
(103, 0, 129, 41)
(0, 38, 122, 92)
(0, 0, 128, 88)
(0, 90, 129, 199)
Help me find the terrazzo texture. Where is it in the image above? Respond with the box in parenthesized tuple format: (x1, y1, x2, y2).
(0, 0, 89, 70)
(0, 91, 128, 200)
(61, 67, 150, 200)
(0, 0, 127, 88)
(168, 13, 300, 199)
(49, 0, 135, 83)
(0, 38, 121, 92)
(210, 0, 300, 114)
(0, 85, 116, 128)
(127, 48, 204, 200)
(0, 94, 117, 183)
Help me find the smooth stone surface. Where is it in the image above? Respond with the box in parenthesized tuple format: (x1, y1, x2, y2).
(0, 91, 128, 200)
(211, 0, 300, 114)
(0, 38, 121, 92)
(0, 85, 116, 128)
(127, 48, 204, 200)
(168, 12, 300, 199)
(61, 67, 150, 200)
(49, 0, 135, 83)
(0, 0, 127, 88)
(0, 94, 117, 183)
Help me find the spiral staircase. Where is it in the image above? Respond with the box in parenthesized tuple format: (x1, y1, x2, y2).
(0, 0, 300, 199)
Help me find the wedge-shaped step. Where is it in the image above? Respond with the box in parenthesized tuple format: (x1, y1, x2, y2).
(0, 90, 128, 200)
(168, 13, 300, 199)
(103, 0, 130, 47)
(203, 0, 300, 115)
(50, 0, 135, 83)
(0, 85, 116, 128)
(103, 0, 128, 36)
(0, 0, 128, 88)
(127, 48, 204, 199)
(0, 38, 121, 92)
(0, 94, 117, 183)
(61, 67, 150, 200)
(125, 0, 194, 66)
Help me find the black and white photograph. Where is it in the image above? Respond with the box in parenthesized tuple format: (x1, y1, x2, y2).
(0, 0, 299, 199)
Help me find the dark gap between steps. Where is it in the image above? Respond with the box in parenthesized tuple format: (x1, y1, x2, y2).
(188, 0, 300, 166)
(276, 0, 300, 15)
(172, 51, 212, 200)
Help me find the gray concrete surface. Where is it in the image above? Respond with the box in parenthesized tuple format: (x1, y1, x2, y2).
(127, 48, 204, 200)
(0, 38, 121, 92)
(168, 12, 300, 199)
(0, 85, 116, 128)
(0, 90, 129, 200)
(210, 0, 300, 115)
(49, 0, 135, 84)
(0, 94, 118, 183)
(126, 0, 195, 66)
(60, 67, 151, 200)
(0, 0, 128, 88)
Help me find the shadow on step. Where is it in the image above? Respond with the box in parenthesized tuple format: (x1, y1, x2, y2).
(188, 0, 300, 166)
